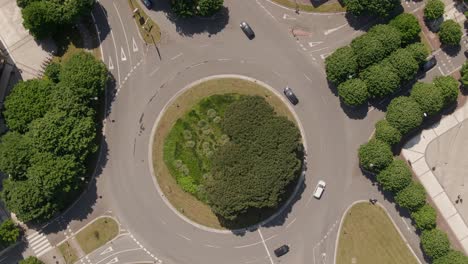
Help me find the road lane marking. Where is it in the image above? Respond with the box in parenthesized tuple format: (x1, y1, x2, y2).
(204, 244, 220, 248)
(308, 41, 323, 48)
(121, 47, 127, 61)
(104, 257, 118, 264)
(132, 37, 139, 52)
(257, 230, 274, 264)
(401, 216, 411, 231)
(303, 73, 312, 82)
(234, 234, 278, 248)
(283, 13, 297, 20)
(149, 67, 160, 76)
(171, 53, 183, 60)
(309, 47, 329, 53)
(113, 1, 132, 64)
(100, 246, 114, 255)
(286, 217, 297, 229)
(108, 56, 114, 70)
(177, 233, 191, 241)
(255, 0, 277, 21)
(324, 23, 348, 35)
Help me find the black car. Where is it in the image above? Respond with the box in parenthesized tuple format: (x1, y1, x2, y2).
(422, 56, 437, 72)
(240, 22, 255, 39)
(274, 245, 290, 257)
(283, 86, 299, 105)
(140, 0, 153, 9)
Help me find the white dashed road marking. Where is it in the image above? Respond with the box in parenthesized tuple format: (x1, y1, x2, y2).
(26, 232, 53, 257)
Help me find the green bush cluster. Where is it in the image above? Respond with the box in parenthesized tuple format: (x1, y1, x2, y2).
(424, 0, 445, 21)
(395, 182, 426, 211)
(434, 250, 468, 264)
(0, 220, 20, 248)
(337, 78, 369, 107)
(461, 61, 468, 87)
(439, 20, 462, 46)
(171, 0, 224, 17)
(358, 139, 393, 173)
(374, 120, 402, 147)
(386, 96, 423, 135)
(343, 0, 401, 17)
(411, 204, 437, 230)
(410, 82, 443, 117)
(20, 257, 44, 264)
(0, 51, 107, 222)
(389, 13, 422, 45)
(376, 159, 411, 193)
(421, 229, 451, 260)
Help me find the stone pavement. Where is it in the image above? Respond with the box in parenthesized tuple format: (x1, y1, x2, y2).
(402, 102, 468, 254)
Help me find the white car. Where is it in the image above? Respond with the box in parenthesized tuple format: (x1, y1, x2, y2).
(313, 180, 326, 199)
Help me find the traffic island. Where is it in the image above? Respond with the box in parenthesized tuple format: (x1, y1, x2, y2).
(128, 0, 161, 44)
(151, 76, 305, 230)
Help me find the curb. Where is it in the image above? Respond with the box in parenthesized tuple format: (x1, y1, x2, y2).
(147, 74, 308, 234)
(262, 0, 346, 16)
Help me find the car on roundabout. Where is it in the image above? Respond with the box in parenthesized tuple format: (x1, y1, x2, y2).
(240, 21, 255, 39)
(274, 244, 290, 257)
(313, 180, 326, 199)
(283, 86, 299, 105)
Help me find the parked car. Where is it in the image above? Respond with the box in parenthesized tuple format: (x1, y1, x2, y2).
(240, 22, 255, 39)
(313, 180, 326, 199)
(140, 0, 153, 9)
(274, 245, 290, 257)
(421, 56, 437, 72)
(283, 86, 299, 105)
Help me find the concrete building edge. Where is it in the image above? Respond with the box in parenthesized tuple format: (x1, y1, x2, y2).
(147, 74, 308, 234)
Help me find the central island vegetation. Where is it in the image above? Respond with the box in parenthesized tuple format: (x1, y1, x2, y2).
(164, 94, 302, 223)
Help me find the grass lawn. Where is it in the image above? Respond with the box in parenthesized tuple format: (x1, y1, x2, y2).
(128, 0, 161, 44)
(336, 202, 419, 264)
(153, 78, 297, 229)
(52, 26, 84, 64)
(58, 241, 79, 264)
(270, 0, 345, 12)
(75, 217, 119, 254)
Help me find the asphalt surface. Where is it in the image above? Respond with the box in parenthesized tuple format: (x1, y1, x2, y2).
(4, 0, 449, 263)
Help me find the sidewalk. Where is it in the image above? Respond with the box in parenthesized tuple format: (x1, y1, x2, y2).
(402, 102, 468, 254)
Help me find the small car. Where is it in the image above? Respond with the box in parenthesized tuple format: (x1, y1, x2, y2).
(283, 86, 299, 105)
(313, 180, 326, 199)
(274, 244, 290, 257)
(240, 22, 255, 39)
(140, 0, 153, 9)
(421, 56, 437, 72)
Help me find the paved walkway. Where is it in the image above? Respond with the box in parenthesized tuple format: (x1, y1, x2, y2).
(402, 102, 468, 254)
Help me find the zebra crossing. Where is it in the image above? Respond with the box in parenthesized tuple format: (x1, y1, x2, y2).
(26, 231, 52, 257)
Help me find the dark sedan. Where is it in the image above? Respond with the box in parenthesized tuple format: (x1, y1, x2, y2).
(240, 21, 255, 39)
(283, 86, 299, 105)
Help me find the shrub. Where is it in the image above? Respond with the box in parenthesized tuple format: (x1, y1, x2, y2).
(178, 176, 198, 195)
(19, 257, 44, 264)
(377, 159, 412, 193)
(0, 219, 20, 246)
(461, 61, 468, 87)
(386, 96, 423, 135)
(433, 76, 459, 107)
(421, 229, 451, 260)
(358, 139, 393, 173)
(406, 43, 430, 65)
(424, 0, 445, 21)
(439, 20, 462, 46)
(325, 46, 358, 85)
(433, 250, 468, 264)
(388, 49, 419, 82)
(410, 82, 443, 116)
(411, 204, 437, 230)
(374, 120, 402, 147)
(395, 181, 426, 211)
(337, 79, 369, 107)
(351, 34, 386, 69)
(389, 13, 421, 45)
(361, 63, 400, 99)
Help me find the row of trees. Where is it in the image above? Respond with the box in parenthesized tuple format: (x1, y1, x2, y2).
(424, 0, 462, 46)
(205, 96, 302, 221)
(19, 0, 95, 39)
(171, 0, 224, 17)
(0, 52, 107, 222)
(358, 76, 466, 263)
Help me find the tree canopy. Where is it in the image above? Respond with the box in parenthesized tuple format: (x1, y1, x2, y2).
(351, 34, 387, 69)
(424, 0, 445, 21)
(386, 96, 423, 135)
(439, 20, 462, 46)
(410, 82, 443, 117)
(361, 63, 400, 98)
(368, 25, 402, 57)
(325, 46, 358, 85)
(405, 43, 430, 65)
(358, 139, 393, 173)
(337, 79, 369, 107)
(389, 13, 421, 45)
(433, 250, 468, 264)
(197, 0, 224, 16)
(205, 96, 302, 221)
(344, 0, 401, 17)
(374, 120, 402, 147)
(433, 76, 459, 107)
(421, 229, 451, 260)
(0, 132, 32, 180)
(395, 181, 426, 211)
(461, 61, 468, 87)
(376, 159, 412, 193)
(0, 219, 20, 247)
(171, 0, 224, 17)
(387, 49, 419, 82)
(411, 203, 437, 231)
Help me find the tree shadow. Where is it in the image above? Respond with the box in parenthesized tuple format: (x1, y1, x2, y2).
(340, 100, 369, 120)
(442, 44, 461, 57)
(91, 2, 112, 47)
(0, 241, 27, 263)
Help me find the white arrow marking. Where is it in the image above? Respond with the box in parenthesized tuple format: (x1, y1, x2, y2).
(308, 41, 323, 48)
(283, 13, 297, 20)
(105, 257, 118, 264)
(324, 23, 348, 35)
(320, 52, 332, 60)
(108, 57, 114, 70)
(121, 47, 127, 61)
(100, 246, 113, 255)
(132, 37, 138, 52)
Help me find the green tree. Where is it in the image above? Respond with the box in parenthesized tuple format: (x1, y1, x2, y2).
(3, 79, 55, 133)
(171, 0, 195, 17)
(406, 43, 430, 65)
(27, 110, 97, 162)
(388, 49, 419, 82)
(325, 46, 358, 85)
(411, 204, 437, 230)
(60, 51, 107, 101)
(44, 62, 61, 83)
(389, 13, 421, 45)
(377, 159, 412, 193)
(361, 63, 400, 98)
(433, 76, 459, 107)
(351, 34, 386, 69)
(21, 1, 61, 38)
(374, 120, 402, 147)
(358, 139, 393, 173)
(0, 132, 32, 180)
(461, 61, 468, 87)
(0, 219, 20, 246)
(433, 250, 468, 264)
(368, 25, 402, 56)
(337, 79, 369, 107)
(197, 0, 223, 16)
(410, 82, 443, 116)
(421, 229, 451, 260)
(424, 0, 445, 21)
(20, 257, 44, 264)
(344, 0, 401, 17)
(439, 20, 462, 46)
(395, 181, 426, 211)
(386, 96, 423, 135)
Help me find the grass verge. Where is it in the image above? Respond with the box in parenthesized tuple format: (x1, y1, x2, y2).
(153, 77, 298, 229)
(58, 241, 79, 264)
(75, 217, 119, 254)
(336, 202, 419, 264)
(270, 0, 346, 12)
(128, 0, 161, 44)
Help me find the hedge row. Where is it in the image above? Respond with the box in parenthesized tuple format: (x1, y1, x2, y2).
(358, 74, 467, 262)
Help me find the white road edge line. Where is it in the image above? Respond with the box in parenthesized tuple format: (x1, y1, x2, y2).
(171, 53, 183, 60)
(286, 217, 297, 229)
(177, 233, 191, 241)
(97, 3, 121, 85)
(258, 229, 274, 264)
(112, 1, 133, 65)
